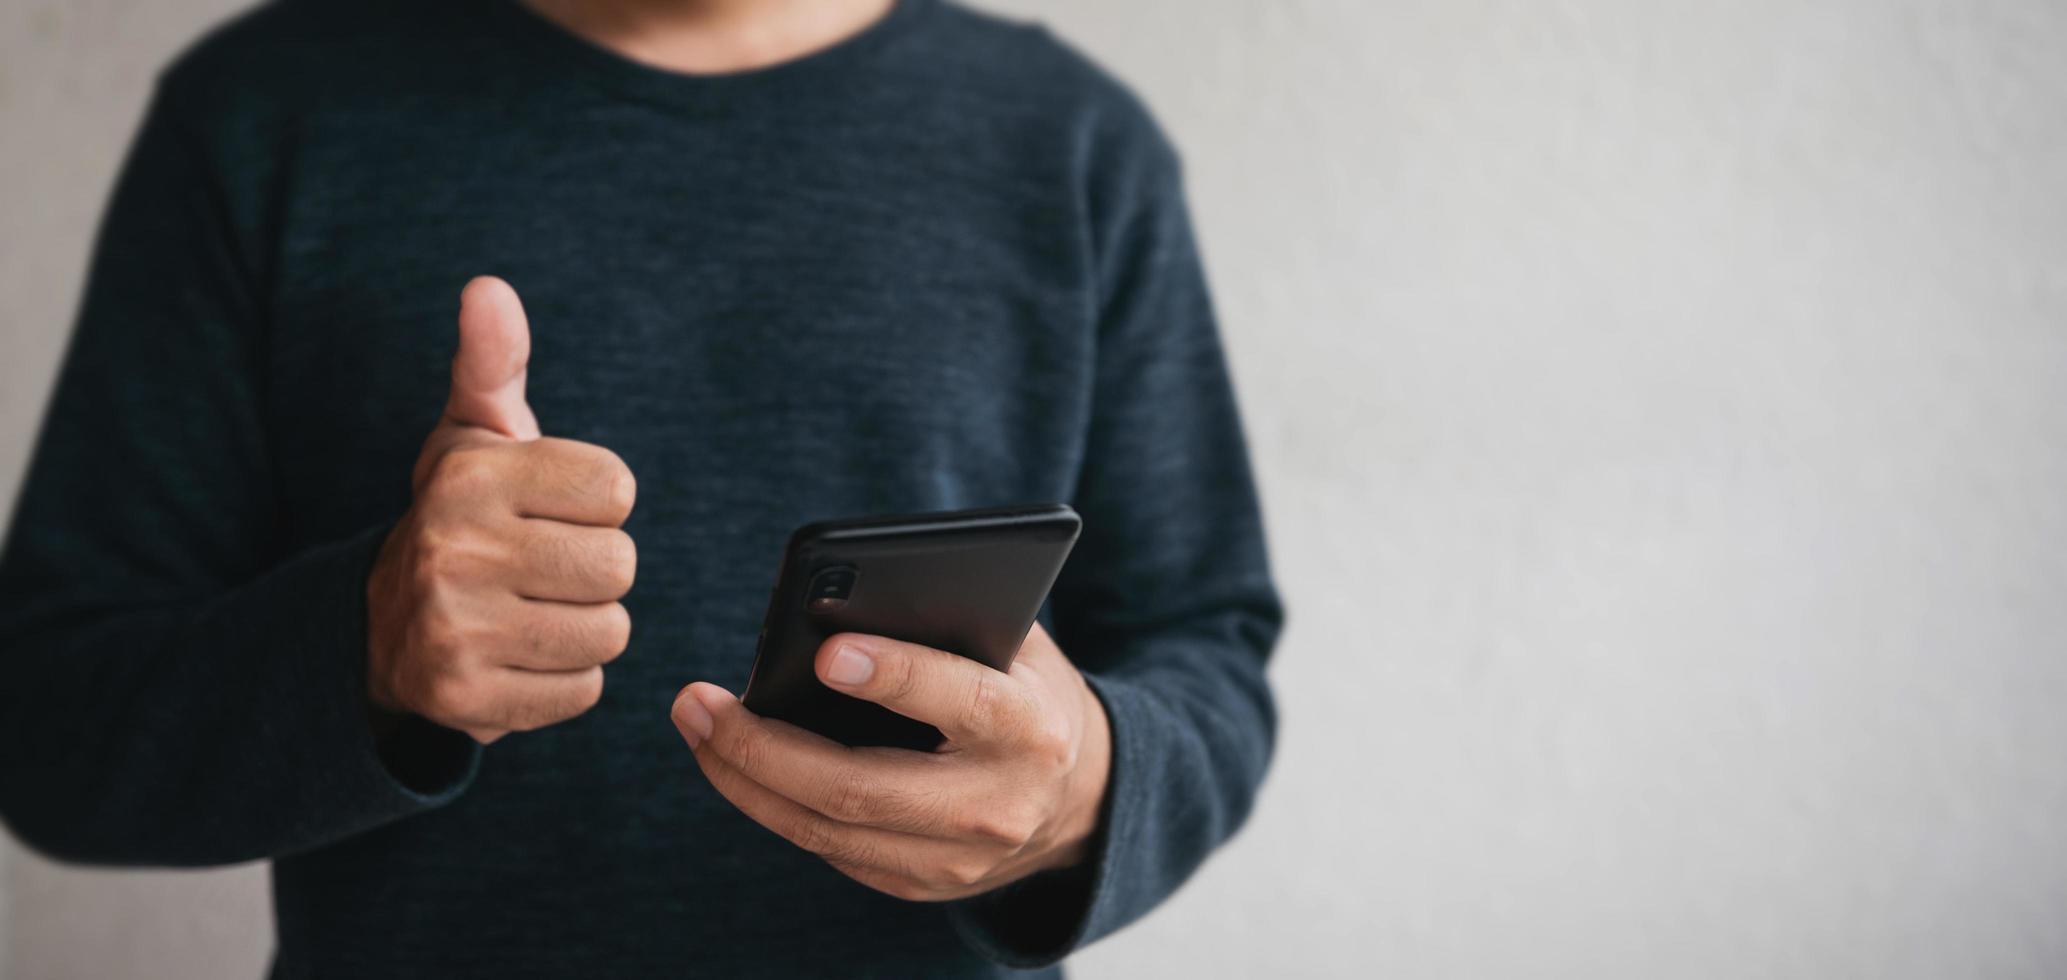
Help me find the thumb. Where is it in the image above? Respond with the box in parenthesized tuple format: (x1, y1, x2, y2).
(442, 275, 541, 441)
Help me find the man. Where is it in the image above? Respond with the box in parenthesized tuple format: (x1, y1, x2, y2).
(0, 0, 1282, 975)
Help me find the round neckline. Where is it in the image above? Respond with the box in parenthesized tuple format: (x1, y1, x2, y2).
(482, 0, 936, 109)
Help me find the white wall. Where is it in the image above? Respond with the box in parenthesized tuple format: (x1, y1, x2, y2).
(5, 1, 2066, 978)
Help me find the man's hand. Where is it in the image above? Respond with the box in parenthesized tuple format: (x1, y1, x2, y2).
(366, 276, 637, 744)
(670, 623, 1112, 901)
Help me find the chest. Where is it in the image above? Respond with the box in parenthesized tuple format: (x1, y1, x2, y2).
(253, 105, 1096, 548)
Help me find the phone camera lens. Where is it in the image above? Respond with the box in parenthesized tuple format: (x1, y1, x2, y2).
(806, 565, 858, 613)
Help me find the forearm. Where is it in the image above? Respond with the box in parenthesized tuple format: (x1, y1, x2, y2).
(0, 527, 477, 866)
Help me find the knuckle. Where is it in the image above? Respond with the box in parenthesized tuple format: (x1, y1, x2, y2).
(963, 671, 1007, 727)
(558, 441, 634, 517)
(821, 773, 868, 822)
(409, 528, 466, 588)
(935, 858, 992, 889)
(427, 446, 502, 498)
(1029, 715, 1075, 770)
(603, 454, 637, 518)
(881, 784, 949, 830)
(822, 771, 894, 825)
(908, 880, 955, 902)
(598, 603, 633, 660)
(725, 724, 769, 773)
(792, 818, 846, 860)
(882, 654, 923, 704)
(569, 667, 606, 714)
(603, 531, 638, 594)
(963, 804, 1040, 848)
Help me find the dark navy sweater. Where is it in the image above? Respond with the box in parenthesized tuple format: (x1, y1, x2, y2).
(0, 1, 1282, 976)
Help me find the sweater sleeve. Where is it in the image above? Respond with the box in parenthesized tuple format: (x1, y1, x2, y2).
(0, 79, 479, 867)
(949, 110, 1284, 965)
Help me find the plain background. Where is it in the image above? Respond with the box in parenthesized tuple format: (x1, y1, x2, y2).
(4, 0, 2066, 977)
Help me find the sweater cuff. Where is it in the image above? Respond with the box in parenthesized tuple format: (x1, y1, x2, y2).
(266, 524, 478, 851)
(947, 671, 1155, 967)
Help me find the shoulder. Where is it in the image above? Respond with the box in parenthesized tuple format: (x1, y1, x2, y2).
(916, 2, 1182, 176)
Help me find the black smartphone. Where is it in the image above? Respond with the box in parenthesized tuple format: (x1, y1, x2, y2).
(741, 503, 1082, 750)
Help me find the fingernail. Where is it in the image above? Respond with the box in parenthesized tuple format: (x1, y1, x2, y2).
(672, 687, 713, 747)
(826, 645, 874, 687)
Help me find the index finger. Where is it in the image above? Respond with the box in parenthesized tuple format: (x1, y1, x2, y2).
(672, 683, 955, 835)
(504, 437, 636, 526)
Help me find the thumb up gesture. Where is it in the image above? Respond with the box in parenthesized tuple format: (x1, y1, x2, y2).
(366, 277, 637, 743)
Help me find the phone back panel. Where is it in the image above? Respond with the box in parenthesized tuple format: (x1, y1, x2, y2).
(742, 504, 1081, 750)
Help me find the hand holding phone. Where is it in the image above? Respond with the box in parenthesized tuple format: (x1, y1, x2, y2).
(740, 504, 1081, 749)
(671, 620, 1113, 901)
(666, 503, 1113, 901)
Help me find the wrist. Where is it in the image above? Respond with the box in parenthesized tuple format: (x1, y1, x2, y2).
(1043, 681, 1113, 871)
(363, 518, 411, 716)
